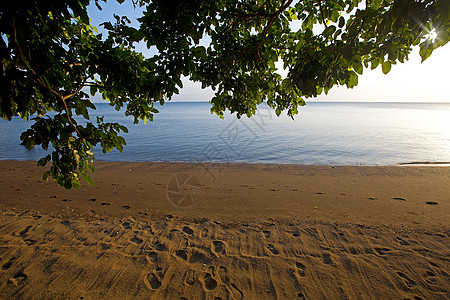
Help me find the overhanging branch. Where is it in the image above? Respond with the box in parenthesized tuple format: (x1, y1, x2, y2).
(12, 24, 82, 138)
(255, 0, 294, 64)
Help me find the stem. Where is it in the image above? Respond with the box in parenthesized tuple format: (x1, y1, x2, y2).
(63, 77, 87, 101)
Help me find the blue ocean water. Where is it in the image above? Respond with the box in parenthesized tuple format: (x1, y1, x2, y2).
(1, 102, 449, 165)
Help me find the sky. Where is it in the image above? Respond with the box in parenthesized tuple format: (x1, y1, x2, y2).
(88, 1, 450, 103)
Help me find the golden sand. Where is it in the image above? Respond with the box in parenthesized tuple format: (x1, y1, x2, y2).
(0, 161, 449, 299)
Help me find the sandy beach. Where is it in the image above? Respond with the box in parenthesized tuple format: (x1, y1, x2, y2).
(0, 161, 448, 299)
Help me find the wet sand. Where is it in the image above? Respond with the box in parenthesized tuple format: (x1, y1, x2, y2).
(0, 161, 449, 299)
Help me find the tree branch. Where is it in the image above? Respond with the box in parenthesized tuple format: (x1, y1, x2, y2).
(12, 24, 82, 138)
(34, 78, 82, 138)
(63, 76, 87, 101)
(217, 10, 273, 19)
(318, 0, 327, 28)
(255, 0, 294, 64)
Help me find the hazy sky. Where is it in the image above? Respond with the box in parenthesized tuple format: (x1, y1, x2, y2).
(88, 1, 450, 103)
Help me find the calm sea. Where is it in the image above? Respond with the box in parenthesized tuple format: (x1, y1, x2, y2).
(1, 102, 449, 165)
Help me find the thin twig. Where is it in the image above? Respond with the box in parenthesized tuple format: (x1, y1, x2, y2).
(318, 0, 327, 28)
(63, 77, 87, 101)
(34, 78, 82, 138)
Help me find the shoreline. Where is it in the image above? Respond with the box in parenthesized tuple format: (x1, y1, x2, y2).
(3, 158, 450, 166)
(0, 160, 449, 299)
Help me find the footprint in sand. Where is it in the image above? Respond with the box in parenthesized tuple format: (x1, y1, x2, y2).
(396, 237, 410, 246)
(2, 261, 13, 270)
(322, 253, 333, 265)
(143, 225, 153, 235)
(19, 225, 33, 236)
(200, 228, 208, 238)
(8, 272, 28, 286)
(144, 268, 166, 290)
(429, 261, 449, 278)
(60, 221, 70, 227)
(262, 230, 271, 238)
(182, 226, 194, 235)
(189, 251, 207, 263)
(24, 239, 36, 246)
(374, 247, 392, 256)
(295, 262, 307, 277)
(266, 244, 279, 255)
(424, 271, 437, 285)
(199, 269, 217, 291)
(185, 269, 195, 285)
(146, 251, 158, 263)
(218, 266, 229, 284)
(131, 236, 143, 244)
(429, 261, 439, 268)
(2, 257, 16, 270)
(155, 243, 166, 251)
(229, 283, 243, 300)
(212, 240, 226, 255)
(121, 222, 132, 230)
(145, 273, 162, 290)
(176, 249, 188, 261)
(395, 272, 416, 288)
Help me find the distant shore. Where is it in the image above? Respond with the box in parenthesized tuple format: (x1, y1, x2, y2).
(0, 161, 449, 299)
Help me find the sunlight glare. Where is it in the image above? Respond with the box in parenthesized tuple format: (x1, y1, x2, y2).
(425, 28, 437, 42)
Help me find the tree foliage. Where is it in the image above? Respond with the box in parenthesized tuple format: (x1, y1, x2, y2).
(1, 0, 449, 188)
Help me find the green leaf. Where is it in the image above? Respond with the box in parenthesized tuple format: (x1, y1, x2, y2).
(370, 59, 379, 70)
(194, 46, 207, 60)
(347, 72, 358, 88)
(338, 16, 345, 28)
(330, 10, 339, 23)
(363, 60, 369, 68)
(281, 78, 292, 91)
(371, 0, 383, 9)
(82, 173, 94, 186)
(322, 26, 336, 37)
(90, 85, 98, 96)
(275, 107, 282, 116)
(419, 41, 433, 62)
(381, 61, 391, 74)
(353, 61, 363, 75)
